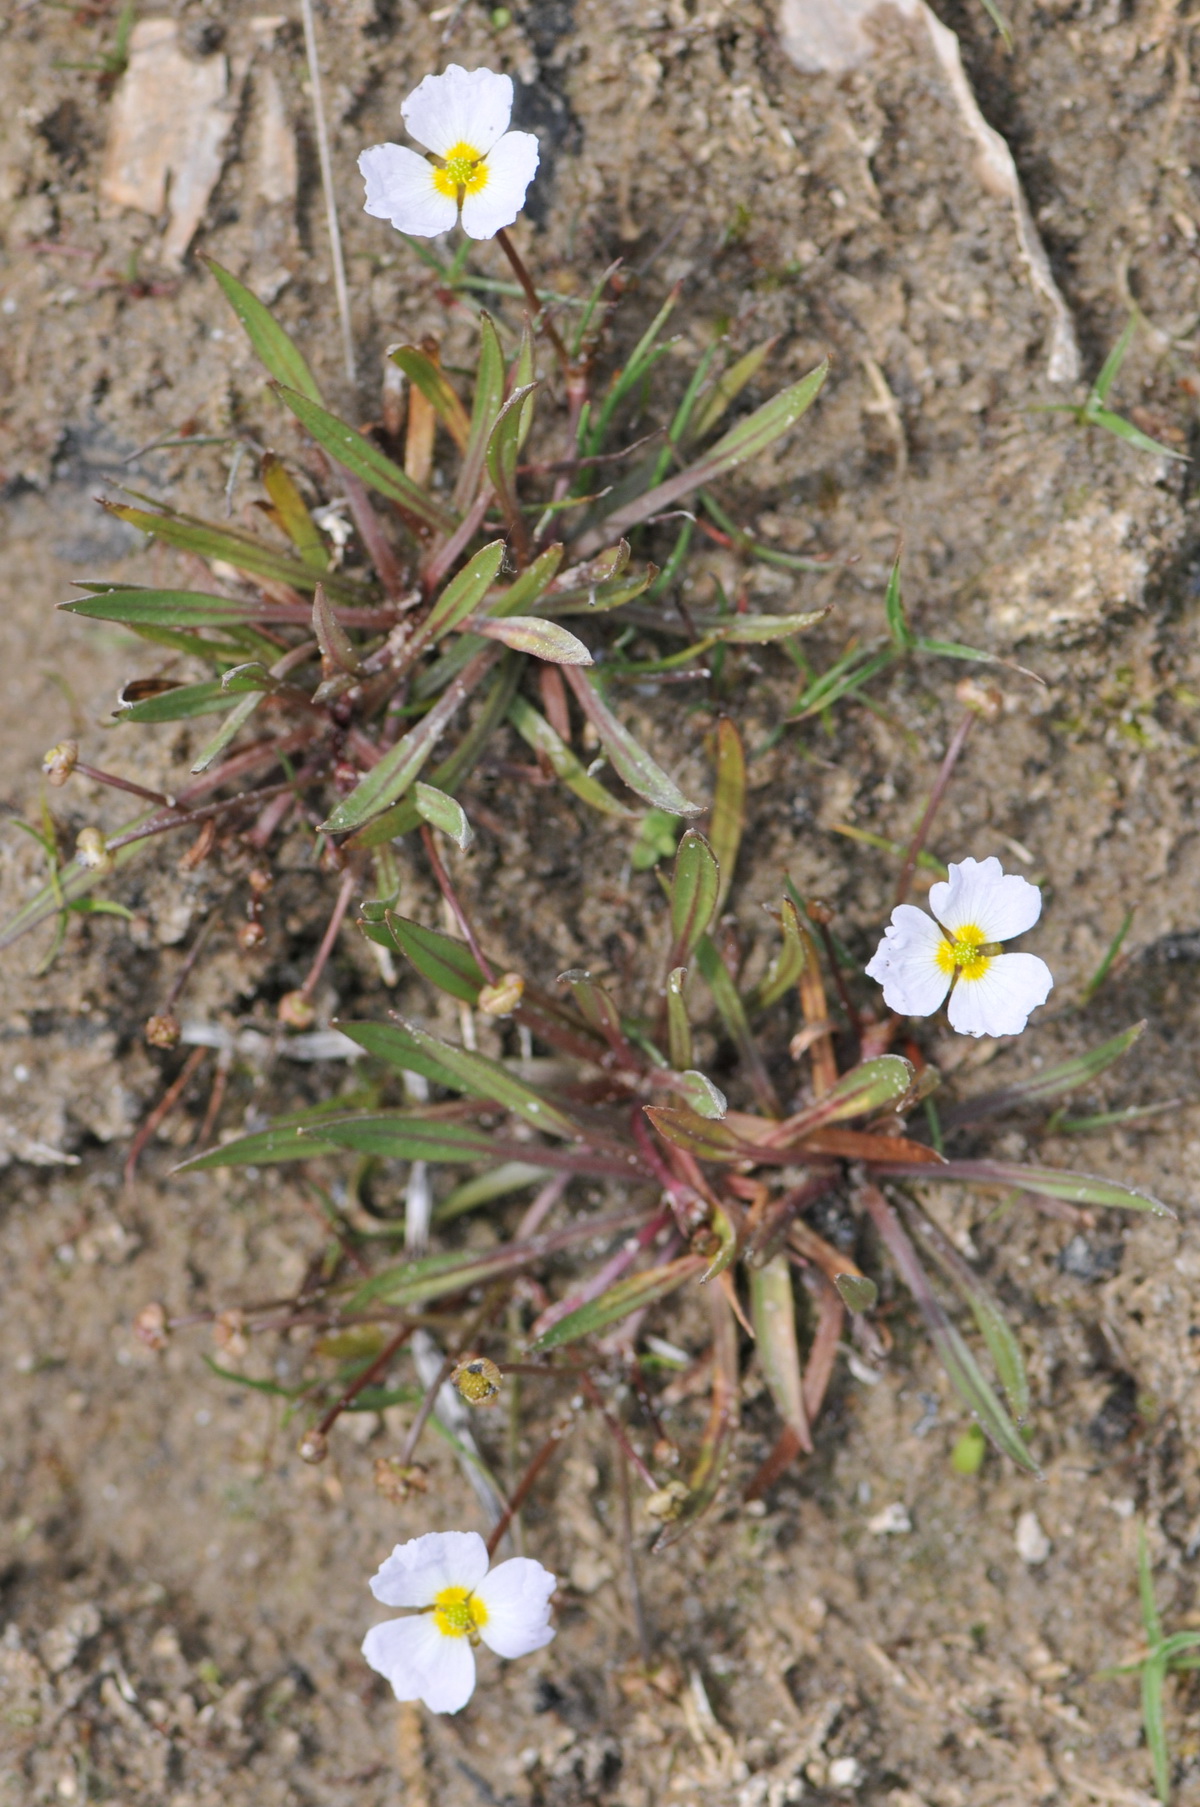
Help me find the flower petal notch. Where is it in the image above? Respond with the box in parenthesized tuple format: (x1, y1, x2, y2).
(359, 65, 540, 241)
(362, 1530, 556, 1713)
(866, 855, 1053, 1039)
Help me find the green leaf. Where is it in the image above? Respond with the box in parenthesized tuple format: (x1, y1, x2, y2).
(778, 1055, 916, 1140)
(488, 542, 565, 617)
(878, 1158, 1174, 1218)
(745, 897, 807, 1014)
(707, 610, 828, 644)
(1090, 311, 1138, 406)
(531, 1255, 705, 1351)
(946, 1023, 1145, 1122)
(262, 453, 330, 568)
(709, 718, 745, 914)
(861, 1186, 1039, 1474)
(413, 783, 474, 850)
(669, 830, 720, 968)
(360, 914, 484, 1004)
(486, 381, 539, 530)
(422, 540, 507, 644)
(695, 934, 779, 1116)
(581, 360, 828, 550)
(61, 587, 308, 629)
(562, 667, 701, 815)
(454, 311, 506, 510)
(273, 383, 457, 534)
(319, 1115, 514, 1164)
(104, 502, 369, 604)
(375, 1020, 582, 1138)
(1088, 404, 1187, 462)
(884, 553, 914, 649)
(179, 1121, 355, 1169)
(332, 1021, 474, 1091)
(643, 1103, 747, 1162)
(665, 966, 693, 1071)
(671, 1069, 727, 1119)
(389, 345, 471, 450)
(475, 616, 593, 664)
(117, 679, 241, 722)
(749, 1254, 811, 1450)
(690, 337, 779, 441)
(901, 1198, 1029, 1421)
(189, 689, 264, 774)
(835, 1273, 879, 1313)
(507, 695, 636, 819)
(205, 258, 323, 403)
(435, 1161, 553, 1224)
(321, 647, 497, 833)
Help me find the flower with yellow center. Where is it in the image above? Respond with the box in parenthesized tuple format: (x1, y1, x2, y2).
(865, 855, 1053, 1038)
(362, 1529, 556, 1713)
(359, 65, 540, 242)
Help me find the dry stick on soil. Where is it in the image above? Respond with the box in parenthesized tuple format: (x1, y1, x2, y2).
(296, 864, 359, 1004)
(73, 760, 176, 807)
(580, 1374, 657, 1490)
(299, 0, 356, 385)
(124, 1045, 210, 1189)
(893, 709, 977, 908)
(485, 1403, 580, 1560)
(302, 1324, 414, 1459)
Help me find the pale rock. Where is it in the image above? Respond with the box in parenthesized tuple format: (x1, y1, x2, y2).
(1015, 1509, 1051, 1565)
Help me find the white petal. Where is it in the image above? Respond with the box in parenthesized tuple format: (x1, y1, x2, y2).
(359, 143, 457, 238)
(474, 1557, 557, 1658)
(929, 856, 1042, 943)
(362, 1615, 476, 1713)
(946, 953, 1053, 1038)
(864, 905, 952, 1018)
(402, 65, 513, 158)
(369, 1530, 489, 1608)
(460, 132, 541, 240)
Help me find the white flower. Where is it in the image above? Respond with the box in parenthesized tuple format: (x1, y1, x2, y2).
(359, 65, 540, 242)
(362, 1529, 556, 1713)
(865, 855, 1053, 1038)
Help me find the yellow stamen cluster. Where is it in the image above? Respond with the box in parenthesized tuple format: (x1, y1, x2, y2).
(433, 140, 490, 198)
(934, 922, 994, 984)
(432, 1585, 489, 1640)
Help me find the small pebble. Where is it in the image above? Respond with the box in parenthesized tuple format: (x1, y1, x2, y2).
(1016, 1509, 1051, 1565)
(866, 1502, 912, 1536)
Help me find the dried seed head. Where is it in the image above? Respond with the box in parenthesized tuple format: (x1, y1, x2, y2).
(450, 1355, 503, 1405)
(298, 1429, 328, 1465)
(477, 972, 525, 1017)
(213, 1309, 248, 1359)
(955, 676, 1004, 722)
(236, 920, 266, 951)
(133, 1302, 169, 1351)
(645, 1479, 690, 1522)
(247, 867, 274, 897)
(144, 1014, 181, 1050)
(75, 827, 113, 873)
(373, 1457, 430, 1503)
(805, 898, 833, 925)
(277, 990, 316, 1030)
(42, 740, 78, 786)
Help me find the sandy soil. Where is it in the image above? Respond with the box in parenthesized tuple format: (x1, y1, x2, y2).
(3, 1, 1200, 1803)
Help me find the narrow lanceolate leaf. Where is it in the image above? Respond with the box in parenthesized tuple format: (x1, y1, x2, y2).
(205, 258, 323, 403)
(178, 1120, 359, 1169)
(359, 914, 483, 1004)
(644, 1104, 748, 1162)
(860, 1185, 1039, 1474)
(262, 454, 330, 568)
(508, 695, 636, 819)
(665, 967, 693, 1071)
(454, 311, 506, 510)
(563, 666, 700, 815)
(388, 345, 471, 450)
(355, 1207, 651, 1312)
(474, 616, 592, 664)
(189, 689, 264, 774)
(322, 647, 497, 833)
(900, 1198, 1029, 1421)
(769, 1055, 915, 1144)
(690, 337, 780, 441)
(332, 1021, 473, 1090)
(709, 718, 745, 914)
(942, 1023, 1146, 1124)
(422, 541, 506, 644)
(273, 383, 457, 535)
(746, 897, 807, 1014)
(117, 678, 242, 722)
(750, 1254, 812, 1452)
(531, 1255, 705, 1351)
(318, 1115, 522, 1164)
(61, 588, 313, 629)
(669, 830, 720, 969)
(389, 1020, 582, 1139)
(670, 1070, 727, 1119)
(579, 360, 828, 551)
(884, 553, 913, 649)
(436, 1161, 554, 1224)
(655, 1285, 740, 1551)
(704, 609, 828, 643)
(873, 1158, 1175, 1218)
(312, 584, 360, 674)
(104, 503, 370, 602)
(486, 381, 539, 525)
(414, 783, 474, 850)
(695, 935, 780, 1117)
(488, 542, 565, 617)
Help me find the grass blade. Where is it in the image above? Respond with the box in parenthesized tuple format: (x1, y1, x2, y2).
(873, 1157, 1174, 1218)
(562, 666, 701, 815)
(669, 830, 720, 969)
(205, 257, 323, 403)
(531, 1255, 705, 1351)
(709, 717, 745, 914)
(507, 695, 636, 818)
(749, 1253, 812, 1451)
(274, 383, 457, 534)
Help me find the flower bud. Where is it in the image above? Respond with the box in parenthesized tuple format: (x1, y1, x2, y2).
(213, 1309, 248, 1359)
(42, 740, 78, 787)
(133, 1302, 169, 1351)
(237, 920, 266, 951)
(373, 1457, 430, 1503)
(477, 972, 524, 1017)
(645, 1479, 690, 1522)
(298, 1428, 328, 1465)
(75, 827, 113, 873)
(955, 676, 1004, 722)
(451, 1355, 503, 1405)
(277, 990, 316, 1030)
(144, 1014, 181, 1050)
